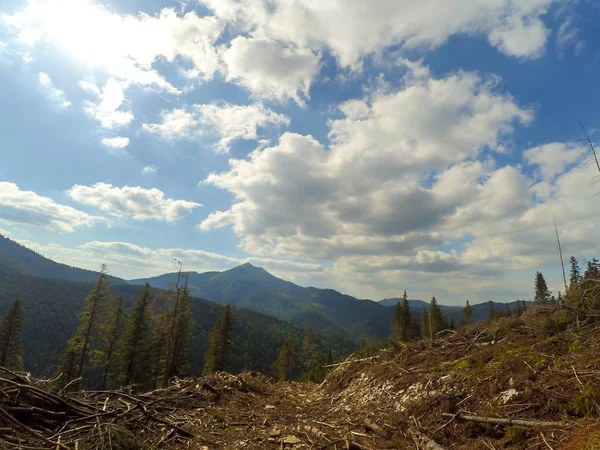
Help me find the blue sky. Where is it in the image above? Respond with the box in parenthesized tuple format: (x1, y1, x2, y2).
(0, 0, 599, 304)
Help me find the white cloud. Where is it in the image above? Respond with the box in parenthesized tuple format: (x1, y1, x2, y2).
(38, 72, 71, 108)
(142, 166, 158, 175)
(83, 78, 134, 129)
(221, 36, 320, 103)
(68, 182, 202, 222)
(142, 108, 200, 141)
(204, 0, 561, 67)
(0, 226, 12, 236)
(201, 68, 533, 260)
(0, 182, 96, 232)
(101, 136, 130, 149)
(524, 142, 582, 180)
(15, 238, 326, 282)
(3, 2, 223, 92)
(556, 17, 584, 54)
(143, 102, 289, 152)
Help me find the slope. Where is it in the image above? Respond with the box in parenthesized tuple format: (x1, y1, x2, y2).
(0, 234, 123, 283)
(0, 262, 353, 378)
(131, 263, 394, 342)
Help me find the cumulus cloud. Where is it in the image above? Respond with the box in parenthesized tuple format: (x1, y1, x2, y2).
(101, 136, 130, 149)
(38, 72, 71, 108)
(524, 142, 583, 180)
(143, 102, 289, 152)
(3, 2, 222, 91)
(220, 36, 320, 103)
(16, 238, 326, 281)
(203, 0, 560, 67)
(201, 68, 533, 261)
(83, 78, 134, 129)
(0, 182, 96, 232)
(68, 183, 202, 222)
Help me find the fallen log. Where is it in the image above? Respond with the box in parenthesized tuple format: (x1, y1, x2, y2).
(443, 413, 569, 428)
(363, 418, 390, 439)
(407, 426, 446, 450)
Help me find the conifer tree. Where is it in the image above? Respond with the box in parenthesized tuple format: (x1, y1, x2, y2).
(504, 303, 511, 317)
(570, 256, 581, 287)
(148, 312, 170, 390)
(449, 316, 455, 330)
(100, 297, 126, 390)
(422, 307, 430, 340)
(300, 327, 319, 371)
(169, 280, 192, 380)
(325, 348, 333, 366)
(584, 258, 600, 281)
(120, 284, 153, 387)
(459, 301, 472, 327)
(401, 291, 411, 340)
(203, 305, 233, 374)
(515, 300, 523, 316)
(410, 316, 422, 339)
(59, 266, 114, 387)
(534, 272, 551, 305)
(487, 301, 496, 321)
(0, 298, 24, 371)
(272, 336, 295, 381)
(162, 265, 185, 387)
(429, 297, 446, 337)
(359, 338, 369, 355)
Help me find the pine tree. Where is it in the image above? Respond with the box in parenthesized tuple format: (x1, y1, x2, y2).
(203, 305, 233, 374)
(584, 258, 600, 281)
(272, 336, 295, 381)
(504, 303, 511, 317)
(120, 284, 153, 387)
(0, 298, 24, 371)
(300, 327, 319, 371)
(570, 256, 581, 287)
(100, 297, 126, 390)
(534, 272, 551, 305)
(410, 316, 422, 339)
(459, 301, 473, 327)
(60, 267, 114, 388)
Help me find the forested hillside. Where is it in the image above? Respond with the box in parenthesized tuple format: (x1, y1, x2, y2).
(0, 234, 122, 283)
(0, 262, 353, 378)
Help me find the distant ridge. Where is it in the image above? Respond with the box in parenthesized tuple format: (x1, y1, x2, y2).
(0, 234, 123, 283)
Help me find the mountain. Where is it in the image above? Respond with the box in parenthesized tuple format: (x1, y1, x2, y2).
(0, 261, 353, 377)
(379, 297, 461, 315)
(131, 263, 395, 342)
(0, 234, 123, 283)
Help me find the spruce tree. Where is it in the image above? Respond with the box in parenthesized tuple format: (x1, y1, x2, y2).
(100, 297, 126, 390)
(300, 327, 318, 371)
(429, 297, 446, 337)
(120, 284, 153, 387)
(0, 298, 24, 371)
(487, 301, 496, 321)
(410, 316, 422, 339)
(169, 281, 192, 379)
(148, 312, 170, 390)
(162, 267, 185, 387)
(203, 305, 233, 374)
(272, 336, 295, 381)
(422, 307, 430, 340)
(59, 267, 114, 388)
(534, 272, 551, 305)
(325, 348, 333, 366)
(459, 301, 472, 327)
(570, 256, 581, 287)
(504, 303, 511, 317)
(401, 291, 411, 340)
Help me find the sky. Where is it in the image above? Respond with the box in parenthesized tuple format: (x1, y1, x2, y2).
(1, 0, 600, 305)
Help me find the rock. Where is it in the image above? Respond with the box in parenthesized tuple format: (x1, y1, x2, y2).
(282, 435, 302, 445)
